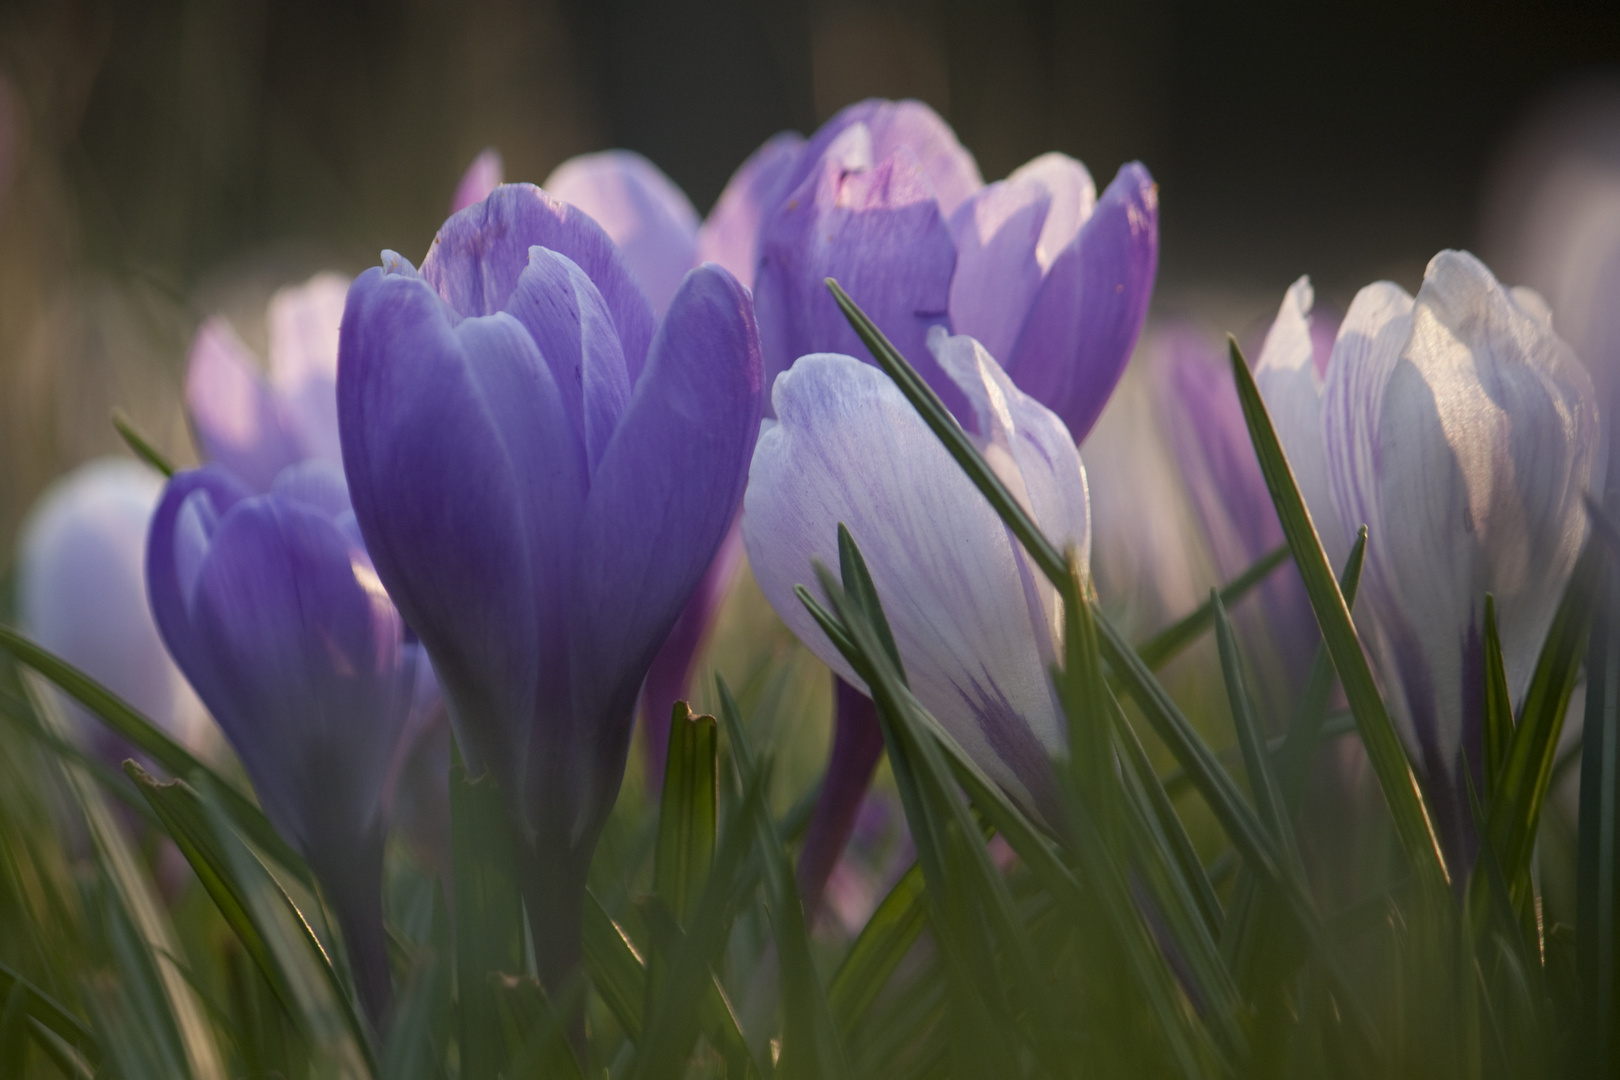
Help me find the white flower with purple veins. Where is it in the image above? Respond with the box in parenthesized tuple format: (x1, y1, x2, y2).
(1306, 250, 1598, 859)
(744, 328, 1090, 820)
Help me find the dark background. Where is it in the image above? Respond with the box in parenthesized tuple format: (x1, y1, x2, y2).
(0, 0, 1618, 542)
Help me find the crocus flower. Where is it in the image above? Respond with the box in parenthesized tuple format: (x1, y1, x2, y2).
(147, 460, 425, 1027)
(17, 458, 210, 755)
(743, 328, 1091, 822)
(452, 148, 504, 214)
(544, 150, 701, 319)
(738, 98, 1157, 443)
(1314, 250, 1598, 863)
(186, 272, 350, 492)
(337, 183, 763, 987)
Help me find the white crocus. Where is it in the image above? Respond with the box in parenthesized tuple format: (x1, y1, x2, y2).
(743, 327, 1090, 819)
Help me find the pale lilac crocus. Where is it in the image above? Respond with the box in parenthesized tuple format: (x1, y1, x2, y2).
(452, 148, 505, 214)
(147, 461, 425, 1027)
(744, 329, 1091, 824)
(17, 458, 211, 756)
(1313, 250, 1598, 864)
(337, 183, 763, 987)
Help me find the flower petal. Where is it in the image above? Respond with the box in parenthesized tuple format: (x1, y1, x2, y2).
(742, 353, 1064, 816)
(696, 131, 806, 289)
(543, 150, 700, 319)
(754, 142, 966, 421)
(788, 99, 983, 218)
(267, 272, 350, 467)
(949, 153, 1095, 363)
(451, 148, 504, 214)
(419, 182, 659, 384)
(1005, 162, 1159, 444)
(337, 268, 587, 795)
(186, 318, 302, 492)
(568, 264, 764, 837)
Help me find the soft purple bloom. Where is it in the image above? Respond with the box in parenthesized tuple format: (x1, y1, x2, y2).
(17, 459, 211, 756)
(185, 272, 350, 492)
(696, 131, 806, 289)
(336, 183, 763, 986)
(451, 148, 504, 214)
(743, 329, 1091, 821)
(1314, 250, 1598, 862)
(741, 98, 1157, 445)
(146, 461, 423, 1026)
(544, 150, 701, 319)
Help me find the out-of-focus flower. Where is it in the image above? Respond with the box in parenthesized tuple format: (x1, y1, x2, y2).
(735, 98, 1157, 442)
(1314, 250, 1598, 862)
(185, 272, 349, 491)
(17, 458, 210, 754)
(452, 148, 505, 214)
(696, 132, 806, 289)
(146, 461, 424, 1026)
(337, 183, 763, 986)
(744, 329, 1090, 821)
(544, 150, 701, 319)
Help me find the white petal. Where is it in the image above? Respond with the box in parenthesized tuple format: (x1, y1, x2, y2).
(742, 354, 1065, 813)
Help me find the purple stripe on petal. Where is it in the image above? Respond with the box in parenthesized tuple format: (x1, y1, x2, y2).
(1006, 162, 1159, 444)
(419, 183, 658, 385)
(568, 264, 763, 840)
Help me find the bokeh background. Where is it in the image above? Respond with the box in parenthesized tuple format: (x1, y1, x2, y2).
(1, 0, 1618, 563)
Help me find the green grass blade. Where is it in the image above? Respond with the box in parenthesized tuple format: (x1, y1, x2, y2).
(827, 863, 926, 1031)
(112, 408, 176, 477)
(1482, 595, 1515, 803)
(1226, 336, 1449, 894)
(0, 626, 311, 888)
(582, 892, 646, 1039)
(1214, 592, 1294, 856)
(1137, 544, 1291, 670)
(1580, 495, 1620, 1074)
(0, 962, 96, 1065)
(653, 702, 718, 930)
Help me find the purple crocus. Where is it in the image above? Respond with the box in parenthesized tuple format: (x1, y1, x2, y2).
(186, 272, 350, 492)
(1315, 250, 1598, 864)
(18, 458, 211, 756)
(743, 329, 1091, 824)
(146, 461, 424, 1027)
(336, 183, 763, 987)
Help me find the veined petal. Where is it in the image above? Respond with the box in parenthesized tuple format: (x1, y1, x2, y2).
(419, 182, 658, 384)
(503, 246, 632, 473)
(451, 148, 504, 214)
(337, 268, 587, 793)
(949, 153, 1096, 363)
(20, 459, 210, 751)
(1005, 162, 1159, 444)
(186, 317, 302, 492)
(1255, 276, 1346, 569)
(743, 353, 1064, 817)
(569, 264, 763, 840)
(754, 144, 965, 421)
(696, 131, 806, 288)
(267, 272, 350, 468)
(544, 150, 700, 319)
(788, 99, 983, 217)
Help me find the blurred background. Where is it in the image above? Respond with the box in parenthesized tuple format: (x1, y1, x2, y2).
(1, 0, 1618, 562)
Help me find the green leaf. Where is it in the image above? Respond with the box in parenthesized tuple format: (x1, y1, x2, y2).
(125, 762, 375, 1075)
(1136, 544, 1292, 670)
(0, 626, 311, 887)
(827, 862, 926, 1032)
(379, 884, 452, 1080)
(653, 702, 718, 931)
(1580, 495, 1620, 1074)
(1482, 594, 1515, 804)
(492, 972, 585, 1080)
(582, 892, 646, 1039)
(0, 960, 97, 1063)
(1226, 336, 1450, 895)
(112, 408, 176, 477)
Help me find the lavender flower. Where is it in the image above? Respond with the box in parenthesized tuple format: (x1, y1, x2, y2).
(146, 461, 424, 1026)
(743, 329, 1090, 822)
(17, 459, 210, 755)
(1316, 250, 1598, 861)
(452, 148, 504, 213)
(336, 183, 763, 986)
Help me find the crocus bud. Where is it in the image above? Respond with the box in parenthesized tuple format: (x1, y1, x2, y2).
(1321, 250, 1599, 862)
(185, 272, 350, 491)
(743, 328, 1091, 821)
(17, 458, 210, 756)
(452, 148, 504, 214)
(146, 461, 423, 1027)
(337, 184, 764, 988)
(544, 150, 700, 318)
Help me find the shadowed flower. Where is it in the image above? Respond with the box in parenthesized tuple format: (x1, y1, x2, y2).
(743, 329, 1090, 823)
(336, 183, 763, 989)
(1315, 250, 1599, 864)
(146, 461, 424, 1027)
(17, 458, 211, 756)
